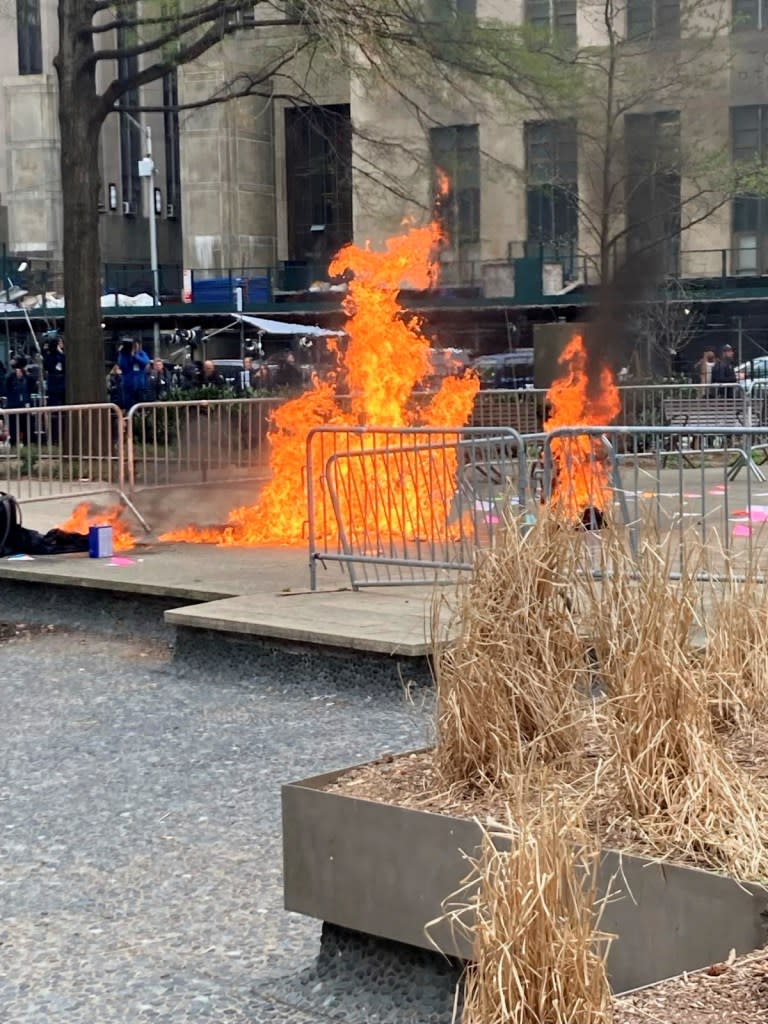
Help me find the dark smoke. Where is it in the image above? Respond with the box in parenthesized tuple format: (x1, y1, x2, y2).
(584, 251, 657, 400)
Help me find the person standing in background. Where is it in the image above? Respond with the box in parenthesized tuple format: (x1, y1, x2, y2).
(44, 334, 66, 441)
(5, 360, 32, 447)
(117, 339, 150, 409)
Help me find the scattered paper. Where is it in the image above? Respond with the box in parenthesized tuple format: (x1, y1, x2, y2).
(105, 557, 136, 566)
(733, 524, 752, 538)
(6, 553, 34, 560)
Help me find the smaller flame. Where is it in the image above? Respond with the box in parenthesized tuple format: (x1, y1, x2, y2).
(436, 167, 451, 198)
(57, 502, 137, 552)
(544, 335, 620, 521)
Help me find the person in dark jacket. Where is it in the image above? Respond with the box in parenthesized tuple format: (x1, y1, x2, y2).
(43, 335, 66, 441)
(116, 340, 150, 409)
(5, 362, 33, 446)
(711, 344, 738, 396)
(200, 360, 225, 391)
(44, 336, 66, 404)
(107, 365, 125, 409)
(147, 358, 172, 401)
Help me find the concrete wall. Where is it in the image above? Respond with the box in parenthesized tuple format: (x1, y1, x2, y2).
(283, 764, 768, 994)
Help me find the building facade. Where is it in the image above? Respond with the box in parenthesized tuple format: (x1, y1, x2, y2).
(176, 0, 768, 297)
(0, 0, 181, 291)
(3, 1, 768, 307)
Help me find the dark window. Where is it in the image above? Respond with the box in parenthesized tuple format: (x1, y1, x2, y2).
(117, 9, 141, 216)
(524, 120, 578, 266)
(285, 104, 353, 271)
(430, 124, 481, 246)
(731, 106, 768, 273)
(627, 0, 680, 39)
(525, 0, 577, 45)
(625, 111, 681, 275)
(427, 0, 476, 17)
(163, 72, 181, 217)
(733, 0, 768, 30)
(17, 0, 42, 75)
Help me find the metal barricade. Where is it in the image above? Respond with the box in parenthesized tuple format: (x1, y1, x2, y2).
(469, 383, 766, 439)
(307, 426, 528, 590)
(125, 396, 282, 494)
(0, 401, 144, 515)
(471, 389, 545, 434)
(542, 424, 768, 574)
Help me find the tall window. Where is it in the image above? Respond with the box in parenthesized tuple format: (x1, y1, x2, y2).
(163, 72, 181, 219)
(731, 106, 768, 274)
(430, 124, 481, 247)
(524, 120, 578, 268)
(17, 0, 42, 75)
(427, 0, 476, 17)
(625, 111, 681, 275)
(525, 0, 577, 45)
(733, 0, 768, 30)
(627, 0, 680, 39)
(117, 10, 141, 215)
(285, 104, 353, 269)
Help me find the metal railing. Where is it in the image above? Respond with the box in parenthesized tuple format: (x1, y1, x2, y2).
(307, 426, 528, 590)
(125, 396, 283, 492)
(0, 402, 148, 524)
(541, 424, 768, 572)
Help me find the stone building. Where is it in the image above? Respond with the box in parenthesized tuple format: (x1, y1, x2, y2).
(3, 1, 768, 303)
(0, 0, 181, 289)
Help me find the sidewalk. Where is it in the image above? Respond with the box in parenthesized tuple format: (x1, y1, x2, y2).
(0, 536, 450, 657)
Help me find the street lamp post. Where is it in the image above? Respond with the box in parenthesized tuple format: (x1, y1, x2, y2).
(123, 112, 160, 349)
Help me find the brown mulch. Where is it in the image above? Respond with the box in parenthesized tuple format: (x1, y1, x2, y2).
(613, 950, 768, 1024)
(327, 720, 768, 869)
(0, 621, 59, 643)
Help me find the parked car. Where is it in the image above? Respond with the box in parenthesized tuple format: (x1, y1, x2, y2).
(471, 350, 535, 390)
(737, 356, 768, 387)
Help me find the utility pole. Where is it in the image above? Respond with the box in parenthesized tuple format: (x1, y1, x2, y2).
(124, 112, 160, 350)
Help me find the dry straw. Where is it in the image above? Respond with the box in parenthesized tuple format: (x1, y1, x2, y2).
(702, 569, 768, 727)
(583, 530, 768, 879)
(434, 515, 594, 789)
(437, 788, 613, 1024)
(434, 511, 768, 880)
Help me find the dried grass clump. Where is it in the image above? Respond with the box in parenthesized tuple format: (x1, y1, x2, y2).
(434, 515, 593, 788)
(586, 532, 768, 879)
(703, 573, 768, 727)
(448, 792, 613, 1024)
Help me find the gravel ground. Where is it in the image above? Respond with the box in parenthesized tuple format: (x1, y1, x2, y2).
(0, 605, 448, 1024)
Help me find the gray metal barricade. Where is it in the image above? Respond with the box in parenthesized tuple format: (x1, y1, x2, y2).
(542, 424, 768, 573)
(125, 396, 282, 494)
(470, 382, 764, 437)
(307, 426, 528, 590)
(0, 402, 147, 525)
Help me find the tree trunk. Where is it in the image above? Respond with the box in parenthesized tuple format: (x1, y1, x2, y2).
(55, 0, 105, 406)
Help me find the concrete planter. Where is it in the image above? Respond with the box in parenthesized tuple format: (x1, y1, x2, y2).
(283, 756, 768, 994)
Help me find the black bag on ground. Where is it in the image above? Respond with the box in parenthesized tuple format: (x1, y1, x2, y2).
(0, 492, 89, 556)
(0, 492, 22, 556)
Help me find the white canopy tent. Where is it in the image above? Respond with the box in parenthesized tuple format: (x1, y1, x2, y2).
(233, 313, 343, 337)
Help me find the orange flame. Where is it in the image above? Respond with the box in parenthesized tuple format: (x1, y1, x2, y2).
(544, 335, 620, 520)
(161, 221, 479, 547)
(57, 502, 136, 552)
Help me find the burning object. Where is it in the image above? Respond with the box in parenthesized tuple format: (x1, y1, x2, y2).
(544, 335, 620, 523)
(161, 223, 479, 547)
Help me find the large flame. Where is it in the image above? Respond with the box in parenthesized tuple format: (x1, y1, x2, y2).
(161, 221, 479, 547)
(57, 502, 136, 552)
(544, 335, 620, 520)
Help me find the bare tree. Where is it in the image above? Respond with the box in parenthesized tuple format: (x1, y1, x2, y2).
(510, 0, 767, 285)
(53, 0, 549, 403)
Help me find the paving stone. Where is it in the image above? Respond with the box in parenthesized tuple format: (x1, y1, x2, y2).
(0, 594, 452, 1023)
